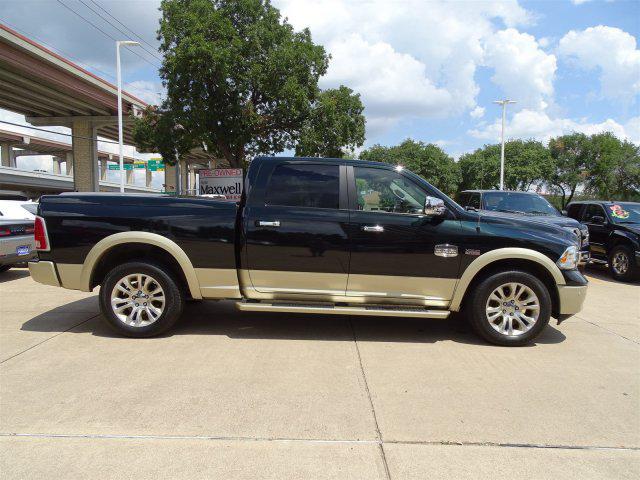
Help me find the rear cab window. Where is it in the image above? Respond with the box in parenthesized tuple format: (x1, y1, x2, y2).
(265, 163, 340, 209)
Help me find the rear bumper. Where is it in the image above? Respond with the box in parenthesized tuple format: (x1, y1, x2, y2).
(558, 284, 588, 316)
(28, 260, 60, 287)
(0, 251, 36, 266)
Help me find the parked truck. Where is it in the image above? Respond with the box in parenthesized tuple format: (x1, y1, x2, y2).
(29, 157, 588, 346)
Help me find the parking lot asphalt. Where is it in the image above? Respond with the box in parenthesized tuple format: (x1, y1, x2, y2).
(1, 267, 638, 479)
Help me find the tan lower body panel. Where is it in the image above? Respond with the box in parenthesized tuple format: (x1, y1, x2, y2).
(236, 301, 450, 318)
(195, 268, 241, 299)
(56, 263, 84, 290)
(558, 285, 588, 315)
(240, 269, 454, 307)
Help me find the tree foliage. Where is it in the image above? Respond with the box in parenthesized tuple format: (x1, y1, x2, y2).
(359, 140, 460, 195)
(134, 0, 330, 167)
(294, 86, 366, 158)
(458, 140, 553, 192)
(547, 133, 591, 208)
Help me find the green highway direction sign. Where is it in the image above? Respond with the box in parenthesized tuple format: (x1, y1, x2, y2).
(108, 161, 163, 171)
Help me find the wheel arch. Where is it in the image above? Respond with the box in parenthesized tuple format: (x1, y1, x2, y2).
(449, 248, 564, 312)
(80, 232, 202, 299)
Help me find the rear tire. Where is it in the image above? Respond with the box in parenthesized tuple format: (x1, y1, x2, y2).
(0, 265, 11, 273)
(608, 245, 638, 282)
(468, 270, 552, 347)
(99, 261, 184, 337)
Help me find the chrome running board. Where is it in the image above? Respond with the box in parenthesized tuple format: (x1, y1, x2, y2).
(236, 301, 450, 318)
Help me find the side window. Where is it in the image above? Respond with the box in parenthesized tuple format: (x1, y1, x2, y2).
(566, 204, 582, 220)
(468, 193, 481, 209)
(583, 204, 606, 223)
(354, 167, 426, 215)
(265, 164, 340, 209)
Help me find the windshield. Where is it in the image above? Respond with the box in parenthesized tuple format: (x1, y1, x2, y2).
(482, 191, 560, 216)
(607, 203, 640, 224)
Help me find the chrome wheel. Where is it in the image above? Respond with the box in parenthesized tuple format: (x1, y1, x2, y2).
(485, 282, 540, 336)
(110, 273, 165, 327)
(612, 251, 629, 275)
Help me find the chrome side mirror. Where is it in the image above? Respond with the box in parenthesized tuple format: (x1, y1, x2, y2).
(424, 196, 446, 217)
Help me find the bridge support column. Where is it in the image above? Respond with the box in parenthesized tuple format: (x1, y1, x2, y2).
(180, 160, 189, 195)
(52, 156, 62, 174)
(100, 158, 107, 180)
(164, 162, 177, 194)
(1, 143, 16, 168)
(190, 165, 198, 195)
(65, 152, 73, 175)
(126, 167, 134, 185)
(146, 165, 152, 188)
(71, 120, 98, 191)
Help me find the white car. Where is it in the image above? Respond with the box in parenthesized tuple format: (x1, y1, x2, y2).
(0, 200, 37, 272)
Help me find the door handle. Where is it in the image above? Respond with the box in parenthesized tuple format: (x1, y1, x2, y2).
(362, 225, 384, 232)
(257, 220, 281, 227)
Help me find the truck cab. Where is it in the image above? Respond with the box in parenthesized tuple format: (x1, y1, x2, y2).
(29, 157, 588, 346)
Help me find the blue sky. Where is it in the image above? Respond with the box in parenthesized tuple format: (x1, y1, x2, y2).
(1, 0, 638, 172)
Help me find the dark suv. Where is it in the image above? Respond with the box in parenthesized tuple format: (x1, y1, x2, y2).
(458, 190, 590, 264)
(566, 201, 640, 281)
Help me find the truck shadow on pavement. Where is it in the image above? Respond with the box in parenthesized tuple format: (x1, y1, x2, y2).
(584, 264, 640, 285)
(0, 269, 31, 283)
(21, 296, 567, 347)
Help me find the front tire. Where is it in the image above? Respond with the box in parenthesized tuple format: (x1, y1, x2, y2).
(99, 261, 184, 337)
(0, 265, 11, 273)
(468, 270, 552, 346)
(608, 245, 638, 282)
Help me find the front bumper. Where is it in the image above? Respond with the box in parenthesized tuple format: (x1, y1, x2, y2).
(579, 250, 590, 264)
(557, 284, 588, 316)
(28, 260, 61, 287)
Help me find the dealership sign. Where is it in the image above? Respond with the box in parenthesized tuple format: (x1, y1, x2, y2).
(199, 168, 243, 199)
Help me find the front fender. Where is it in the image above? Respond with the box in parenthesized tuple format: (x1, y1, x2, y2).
(449, 247, 565, 311)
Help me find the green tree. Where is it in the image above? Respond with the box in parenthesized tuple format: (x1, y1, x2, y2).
(359, 139, 460, 196)
(586, 132, 640, 201)
(548, 133, 591, 208)
(295, 86, 366, 158)
(458, 140, 553, 192)
(134, 0, 329, 167)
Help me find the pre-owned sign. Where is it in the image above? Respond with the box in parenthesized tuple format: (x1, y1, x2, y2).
(199, 168, 243, 199)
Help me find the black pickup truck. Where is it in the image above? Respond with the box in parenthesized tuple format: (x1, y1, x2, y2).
(29, 157, 588, 346)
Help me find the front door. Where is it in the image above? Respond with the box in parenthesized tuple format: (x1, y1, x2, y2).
(243, 161, 350, 297)
(581, 203, 609, 259)
(346, 165, 462, 306)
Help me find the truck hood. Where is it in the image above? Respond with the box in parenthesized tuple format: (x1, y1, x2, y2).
(475, 210, 578, 245)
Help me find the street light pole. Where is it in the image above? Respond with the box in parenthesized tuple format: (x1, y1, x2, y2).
(116, 40, 140, 193)
(493, 99, 516, 190)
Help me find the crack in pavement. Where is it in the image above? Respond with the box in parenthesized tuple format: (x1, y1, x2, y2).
(0, 314, 100, 365)
(1, 433, 638, 452)
(574, 314, 639, 345)
(348, 317, 392, 480)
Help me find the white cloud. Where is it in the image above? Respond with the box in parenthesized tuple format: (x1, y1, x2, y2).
(469, 109, 640, 144)
(321, 34, 452, 122)
(571, 0, 593, 5)
(275, 0, 534, 135)
(558, 26, 640, 101)
(483, 29, 557, 110)
(470, 106, 485, 118)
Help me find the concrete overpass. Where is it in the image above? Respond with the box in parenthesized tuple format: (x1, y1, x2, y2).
(0, 23, 217, 194)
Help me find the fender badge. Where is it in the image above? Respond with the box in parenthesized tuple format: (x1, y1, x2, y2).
(465, 249, 481, 256)
(435, 244, 458, 257)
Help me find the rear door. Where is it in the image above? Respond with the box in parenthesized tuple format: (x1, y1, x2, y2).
(345, 165, 461, 305)
(243, 160, 350, 296)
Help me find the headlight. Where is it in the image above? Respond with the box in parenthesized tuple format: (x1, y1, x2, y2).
(557, 245, 579, 270)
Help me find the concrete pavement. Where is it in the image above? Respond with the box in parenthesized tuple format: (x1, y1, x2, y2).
(1, 267, 638, 479)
